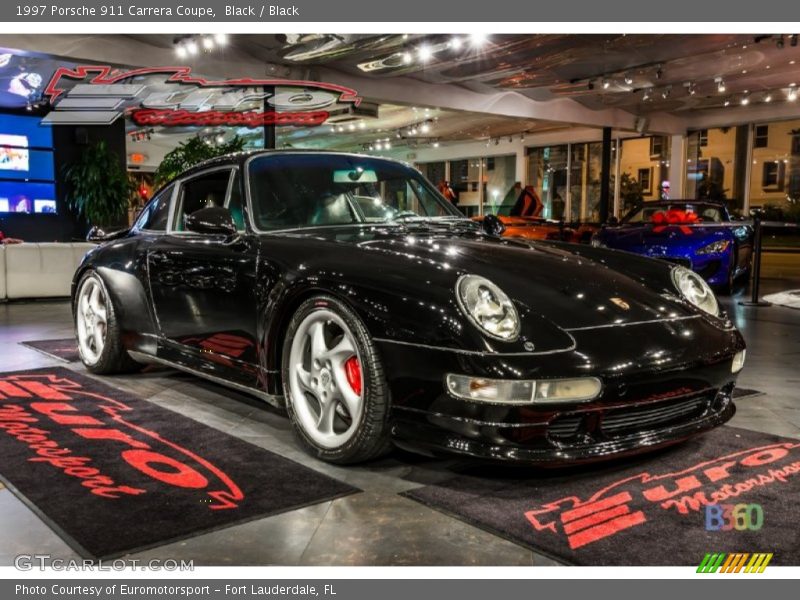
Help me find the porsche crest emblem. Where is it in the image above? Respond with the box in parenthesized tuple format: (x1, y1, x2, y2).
(610, 297, 631, 310)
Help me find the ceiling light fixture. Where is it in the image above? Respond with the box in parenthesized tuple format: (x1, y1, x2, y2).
(623, 72, 634, 85)
(214, 33, 228, 45)
(202, 36, 214, 50)
(716, 77, 726, 93)
(687, 82, 697, 95)
(723, 98, 731, 107)
(186, 40, 199, 55)
(642, 87, 653, 101)
(421, 122, 431, 133)
(176, 45, 188, 58)
(402, 52, 412, 65)
(655, 65, 664, 80)
(661, 85, 672, 99)
(469, 33, 488, 47)
(602, 79, 611, 89)
(764, 93, 773, 102)
(450, 37, 462, 50)
(417, 45, 433, 62)
(740, 92, 750, 105)
(789, 88, 798, 101)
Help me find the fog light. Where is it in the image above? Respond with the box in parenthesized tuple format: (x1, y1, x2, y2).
(732, 350, 746, 373)
(446, 374, 602, 405)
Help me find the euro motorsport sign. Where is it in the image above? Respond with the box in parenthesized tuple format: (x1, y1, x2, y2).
(41, 66, 361, 127)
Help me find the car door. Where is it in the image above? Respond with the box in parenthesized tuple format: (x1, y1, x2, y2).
(146, 167, 260, 387)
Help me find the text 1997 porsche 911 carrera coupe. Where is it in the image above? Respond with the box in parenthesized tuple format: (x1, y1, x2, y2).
(72, 151, 746, 464)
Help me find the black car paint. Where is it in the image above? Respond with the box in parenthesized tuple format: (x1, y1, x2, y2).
(72, 151, 746, 463)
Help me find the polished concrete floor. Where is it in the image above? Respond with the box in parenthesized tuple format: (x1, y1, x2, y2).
(0, 270, 799, 566)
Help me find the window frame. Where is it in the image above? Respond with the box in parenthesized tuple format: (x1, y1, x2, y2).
(638, 167, 653, 194)
(167, 166, 241, 235)
(754, 124, 769, 149)
(135, 183, 177, 234)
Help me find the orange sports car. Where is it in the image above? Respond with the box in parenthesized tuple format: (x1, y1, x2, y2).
(473, 185, 578, 242)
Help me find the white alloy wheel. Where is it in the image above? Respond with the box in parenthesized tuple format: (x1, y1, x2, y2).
(287, 308, 364, 449)
(76, 276, 109, 366)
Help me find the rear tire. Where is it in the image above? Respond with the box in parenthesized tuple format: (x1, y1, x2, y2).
(74, 271, 141, 374)
(282, 295, 391, 464)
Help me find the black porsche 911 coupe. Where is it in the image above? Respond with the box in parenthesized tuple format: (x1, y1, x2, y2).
(72, 151, 746, 464)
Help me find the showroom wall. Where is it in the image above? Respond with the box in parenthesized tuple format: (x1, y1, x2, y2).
(0, 115, 126, 242)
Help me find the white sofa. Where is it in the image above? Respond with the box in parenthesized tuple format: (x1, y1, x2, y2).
(2, 242, 96, 300)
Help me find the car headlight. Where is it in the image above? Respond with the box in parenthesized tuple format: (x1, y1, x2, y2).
(456, 274, 520, 340)
(671, 266, 719, 316)
(696, 239, 731, 254)
(446, 374, 602, 404)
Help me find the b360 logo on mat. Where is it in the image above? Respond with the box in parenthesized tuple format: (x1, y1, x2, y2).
(524, 443, 800, 549)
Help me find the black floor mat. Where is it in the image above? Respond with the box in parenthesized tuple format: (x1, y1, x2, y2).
(0, 367, 359, 558)
(20, 338, 80, 363)
(403, 426, 800, 565)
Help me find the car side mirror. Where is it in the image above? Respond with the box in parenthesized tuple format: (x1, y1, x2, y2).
(86, 226, 129, 243)
(482, 214, 506, 236)
(185, 207, 238, 236)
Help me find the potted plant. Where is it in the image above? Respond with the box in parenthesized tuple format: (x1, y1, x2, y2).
(62, 140, 134, 228)
(154, 135, 245, 186)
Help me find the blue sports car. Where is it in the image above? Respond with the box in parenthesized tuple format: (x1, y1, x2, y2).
(591, 201, 754, 293)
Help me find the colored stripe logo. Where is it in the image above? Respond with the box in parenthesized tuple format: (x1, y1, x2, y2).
(697, 553, 773, 573)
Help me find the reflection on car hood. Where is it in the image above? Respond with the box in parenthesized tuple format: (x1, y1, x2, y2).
(274, 225, 699, 332)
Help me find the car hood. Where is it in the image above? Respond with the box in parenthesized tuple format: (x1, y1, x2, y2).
(596, 224, 730, 251)
(274, 225, 700, 335)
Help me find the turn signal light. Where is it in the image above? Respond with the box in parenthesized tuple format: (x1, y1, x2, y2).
(446, 374, 602, 405)
(732, 350, 746, 373)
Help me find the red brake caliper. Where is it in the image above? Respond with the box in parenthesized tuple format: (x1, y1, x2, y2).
(344, 356, 362, 396)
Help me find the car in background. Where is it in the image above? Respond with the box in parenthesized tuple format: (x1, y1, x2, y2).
(591, 201, 754, 293)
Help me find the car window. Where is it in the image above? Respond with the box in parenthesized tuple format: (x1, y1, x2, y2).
(226, 171, 246, 231)
(135, 184, 174, 231)
(173, 170, 232, 232)
(248, 154, 462, 231)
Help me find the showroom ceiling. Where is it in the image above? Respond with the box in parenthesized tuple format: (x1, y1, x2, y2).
(128, 33, 800, 115)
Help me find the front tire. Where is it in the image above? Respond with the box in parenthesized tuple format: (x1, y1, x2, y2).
(281, 295, 390, 464)
(75, 271, 141, 374)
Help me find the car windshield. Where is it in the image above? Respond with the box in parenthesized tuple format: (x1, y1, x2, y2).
(248, 154, 464, 231)
(622, 203, 726, 224)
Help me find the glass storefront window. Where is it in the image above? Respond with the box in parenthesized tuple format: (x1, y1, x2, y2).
(449, 158, 482, 217)
(685, 126, 747, 215)
(417, 161, 446, 187)
(526, 145, 568, 220)
(748, 120, 800, 214)
(569, 142, 604, 222)
(482, 154, 517, 215)
(618, 136, 671, 215)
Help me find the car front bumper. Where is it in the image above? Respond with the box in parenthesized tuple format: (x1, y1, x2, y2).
(376, 316, 744, 464)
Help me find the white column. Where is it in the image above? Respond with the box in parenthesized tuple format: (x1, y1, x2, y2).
(516, 147, 528, 187)
(669, 134, 687, 199)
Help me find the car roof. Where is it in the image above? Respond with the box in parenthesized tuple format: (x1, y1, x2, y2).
(183, 149, 413, 179)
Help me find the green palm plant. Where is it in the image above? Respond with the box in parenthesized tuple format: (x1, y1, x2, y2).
(62, 140, 134, 227)
(155, 135, 246, 186)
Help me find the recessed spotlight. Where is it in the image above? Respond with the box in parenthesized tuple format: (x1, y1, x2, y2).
(202, 37, 214, 50)
(716, 78, 726, 93)
(186, 40, 199, 55)
(789, 88, 798, 101)
(791, 60, 797, 65)
(385, 141, 392, 149)
(642, 87, 653, 101)
(348, 123, 356, 131)
(764, 93, 773, 102)
(602, 79, 611, 89)
(450, 37, 462, 50)
(623, 72, 634, 85)
(358, 122, 366, 129)
(433, 141, 440, 148)
(740, 94, 750, 106)
(176, 44, 188, 58)
(469, 33, 488, 47)
(723, 98, 731, 106)
(421, 122, 431, 133)
(417, 45, 433, 62)
(402, 52, 412, 65)
(214, 33, 228, 45)
(687, 82, 697, 95)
